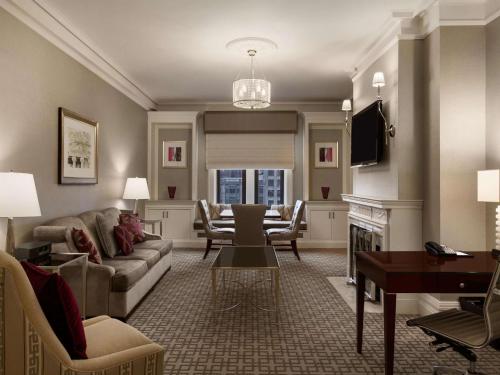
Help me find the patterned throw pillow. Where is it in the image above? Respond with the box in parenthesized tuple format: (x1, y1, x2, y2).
(114, 225, 135, 255)
(71, 228, 102, 264)
(119, 213, 145, 243)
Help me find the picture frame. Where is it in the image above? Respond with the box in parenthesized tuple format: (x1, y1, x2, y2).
(315, 142, 338, 168)
(58, 107, 99, 184)
(162, 140, 187, 168)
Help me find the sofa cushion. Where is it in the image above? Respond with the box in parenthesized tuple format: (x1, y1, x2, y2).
(96, 213, 120, 258)
(133, 239, 173, 258)
(119, 213, 146, 243)
(21, 261, 87, 359)
(102, 259, 148, 292)
(47, 216, 95, 252)
(71, 228, 102, 264)
(78, 210, 105, 255)
(113, 249, 160, 269)
(113, 225, 135, 255)
(84, 316, 153, 358)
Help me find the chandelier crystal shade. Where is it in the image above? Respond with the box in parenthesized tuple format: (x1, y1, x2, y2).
(233, 49, 271, 109)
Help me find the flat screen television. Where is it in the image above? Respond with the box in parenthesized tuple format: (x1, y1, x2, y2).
(351, 100, 385, 167)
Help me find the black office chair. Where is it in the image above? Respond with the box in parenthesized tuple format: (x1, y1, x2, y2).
(407, 249, 500, 375)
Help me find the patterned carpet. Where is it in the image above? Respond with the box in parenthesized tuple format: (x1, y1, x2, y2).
(127, 249, 500, 374)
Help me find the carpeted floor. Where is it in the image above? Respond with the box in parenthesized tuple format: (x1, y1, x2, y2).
(127, 248, 500, 374)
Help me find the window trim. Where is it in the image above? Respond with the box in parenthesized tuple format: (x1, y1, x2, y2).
(254, 169, 285, 207)
(216, 170, 247, 204)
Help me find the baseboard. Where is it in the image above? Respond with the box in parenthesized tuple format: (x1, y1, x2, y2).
(173, 239, 205, 248)
(418, 293, 460, 315)
(298, 240, 347, 248)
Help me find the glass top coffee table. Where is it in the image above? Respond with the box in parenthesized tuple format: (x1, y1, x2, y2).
(210, 246, 280, 320)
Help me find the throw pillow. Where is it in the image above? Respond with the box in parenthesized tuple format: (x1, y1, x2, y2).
(71, 228, 102, 264)
(209, 203, 221, 219)
(21, 261, 87, 359)
(96, 213, 120, 258)
(114, 225, 135, 255)
(118, 213, 145, 243)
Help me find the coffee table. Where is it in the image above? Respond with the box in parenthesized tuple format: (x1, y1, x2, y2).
(211, 246, 280, 319)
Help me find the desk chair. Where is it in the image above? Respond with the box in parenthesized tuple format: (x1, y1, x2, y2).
(407, 249, 500, 375)
(231, 204, 267, 246)
(198, 200, 235, 259)
(266, 200, 305, 260)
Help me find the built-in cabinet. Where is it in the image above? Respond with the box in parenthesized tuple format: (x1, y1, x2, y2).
(302, 201, 348, 247)
(145, 201, 196, 243)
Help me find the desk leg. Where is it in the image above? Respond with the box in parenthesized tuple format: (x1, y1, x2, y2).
(383, 292, 397, 375)
(356, 271, 365, 354)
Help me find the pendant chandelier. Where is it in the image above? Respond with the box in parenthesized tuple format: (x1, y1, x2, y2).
(233, 49, 271, 109)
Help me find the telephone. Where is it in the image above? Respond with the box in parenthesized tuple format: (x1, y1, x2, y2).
(425, 241, 457, 256)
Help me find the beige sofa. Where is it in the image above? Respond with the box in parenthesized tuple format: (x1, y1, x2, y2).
(33, 208, 173, 318)
(0, 250, 164, 375)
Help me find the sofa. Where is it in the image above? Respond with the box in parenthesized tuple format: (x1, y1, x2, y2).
(193, 203, 308, 232)
(33, 207, 173, 318)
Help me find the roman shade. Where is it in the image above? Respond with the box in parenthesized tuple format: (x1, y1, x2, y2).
(206, 133, 295, 169)
(204, 111, 298, 133)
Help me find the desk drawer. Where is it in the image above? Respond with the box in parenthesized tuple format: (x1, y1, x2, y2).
(437, 273, 491, 293)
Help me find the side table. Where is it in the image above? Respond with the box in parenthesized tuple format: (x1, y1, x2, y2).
(141, 218, 162, 236)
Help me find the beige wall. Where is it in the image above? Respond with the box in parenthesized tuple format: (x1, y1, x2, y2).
(0, 8, 147, 243)
(486, 16, 500, 249)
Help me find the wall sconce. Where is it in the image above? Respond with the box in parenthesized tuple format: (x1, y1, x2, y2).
(372, 71, 395, 144)
(342, 99, 352, 136)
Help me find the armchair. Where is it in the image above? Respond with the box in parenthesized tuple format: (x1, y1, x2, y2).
(0, 250, 164, 374)
(407, 249, 500, 374)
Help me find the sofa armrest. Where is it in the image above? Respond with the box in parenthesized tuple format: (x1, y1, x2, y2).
(143, 231, 162, 241)
(34, 225, 69, 243)
(85, 263, 115, 317)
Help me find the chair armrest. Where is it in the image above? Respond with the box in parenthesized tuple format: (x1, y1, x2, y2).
(143, 231, 162, 240)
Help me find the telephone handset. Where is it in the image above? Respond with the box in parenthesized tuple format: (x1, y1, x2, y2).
(425, 241, 457, 256)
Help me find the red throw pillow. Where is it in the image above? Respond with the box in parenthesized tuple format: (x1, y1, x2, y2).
(119, 213, 145, 243)
(21, 261, 87, 359)
(71, 228, 102, 264)
(114, 224, 135, 255)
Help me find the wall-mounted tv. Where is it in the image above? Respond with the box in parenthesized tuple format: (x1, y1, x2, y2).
(350, 100, 385, 167)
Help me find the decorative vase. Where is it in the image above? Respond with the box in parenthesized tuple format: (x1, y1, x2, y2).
(321, 186, 330, 200)
(167, 186, 176, 199)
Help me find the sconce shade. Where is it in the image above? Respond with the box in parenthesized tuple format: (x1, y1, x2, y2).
(342, 99, 352, 112)
(123, 178, 150, 200)
(372, 72, 386, 88)
(0, 172, 41, 218)
(477, 170, 500, 202)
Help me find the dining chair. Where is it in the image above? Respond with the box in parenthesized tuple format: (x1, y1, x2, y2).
(231, 204, 267, 246)
(198, 199, 235, 259)
(266, 200, 305, 260)
(407, 249, 500, 374)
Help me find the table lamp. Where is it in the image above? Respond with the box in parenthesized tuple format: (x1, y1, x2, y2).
(477, 169, 500, 249)
(123, 177, 150, 214)
(0, 172, 41, 255)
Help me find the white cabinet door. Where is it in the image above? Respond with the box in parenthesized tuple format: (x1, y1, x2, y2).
(147, 209, 164, 221)
(309, 210, 332, 241)
(332, 210, 348, 242)
(164, 209, 191, 240)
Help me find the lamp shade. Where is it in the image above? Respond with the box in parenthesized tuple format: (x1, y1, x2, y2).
(123, 178, 150, 200)
(0, 172, 41, 218)
(477, 170, 500, 202)
(342, 99, 352, 112)
(372, 72, 386, 88)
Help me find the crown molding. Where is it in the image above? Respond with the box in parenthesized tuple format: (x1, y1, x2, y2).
(0, 0, 157, 110)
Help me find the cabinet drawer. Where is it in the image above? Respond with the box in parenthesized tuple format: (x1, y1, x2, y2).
(437, 273, 491, 293)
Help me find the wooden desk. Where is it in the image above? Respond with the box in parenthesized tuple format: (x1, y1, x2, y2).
(220, 209, 281, 219)
(356, 251, 496, 375)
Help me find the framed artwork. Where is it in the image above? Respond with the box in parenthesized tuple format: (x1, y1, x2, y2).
(58, 108, 98, 184)
(162, 140, 187, 168)
(315, 142, 338, 168)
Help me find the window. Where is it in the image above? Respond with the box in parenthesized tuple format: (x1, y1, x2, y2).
(216, 170, 246, 204)
(254, 170, 284, 206)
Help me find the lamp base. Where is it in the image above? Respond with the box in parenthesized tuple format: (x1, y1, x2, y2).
(6, 218, 15, 255)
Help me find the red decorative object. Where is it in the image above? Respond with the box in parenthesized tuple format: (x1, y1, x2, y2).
(71, 228, 102, 264)
(321, 186, 330, 200)
(119, 213, 145, 243)
(168, 186, 176, 199)
(21, 261, 87, 359)
(113, 224, 135, 255)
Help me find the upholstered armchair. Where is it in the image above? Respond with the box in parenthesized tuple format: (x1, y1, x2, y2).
(0, 250, 164, 375)
(266, 200, 305, 260)
(198, 200, 235, 259)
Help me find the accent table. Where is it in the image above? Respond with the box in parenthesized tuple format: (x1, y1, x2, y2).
(38, 253, 88, 319)
(211, 246, 280, 320)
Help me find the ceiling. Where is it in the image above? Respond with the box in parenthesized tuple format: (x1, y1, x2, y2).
(43, 0, 425, 105)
